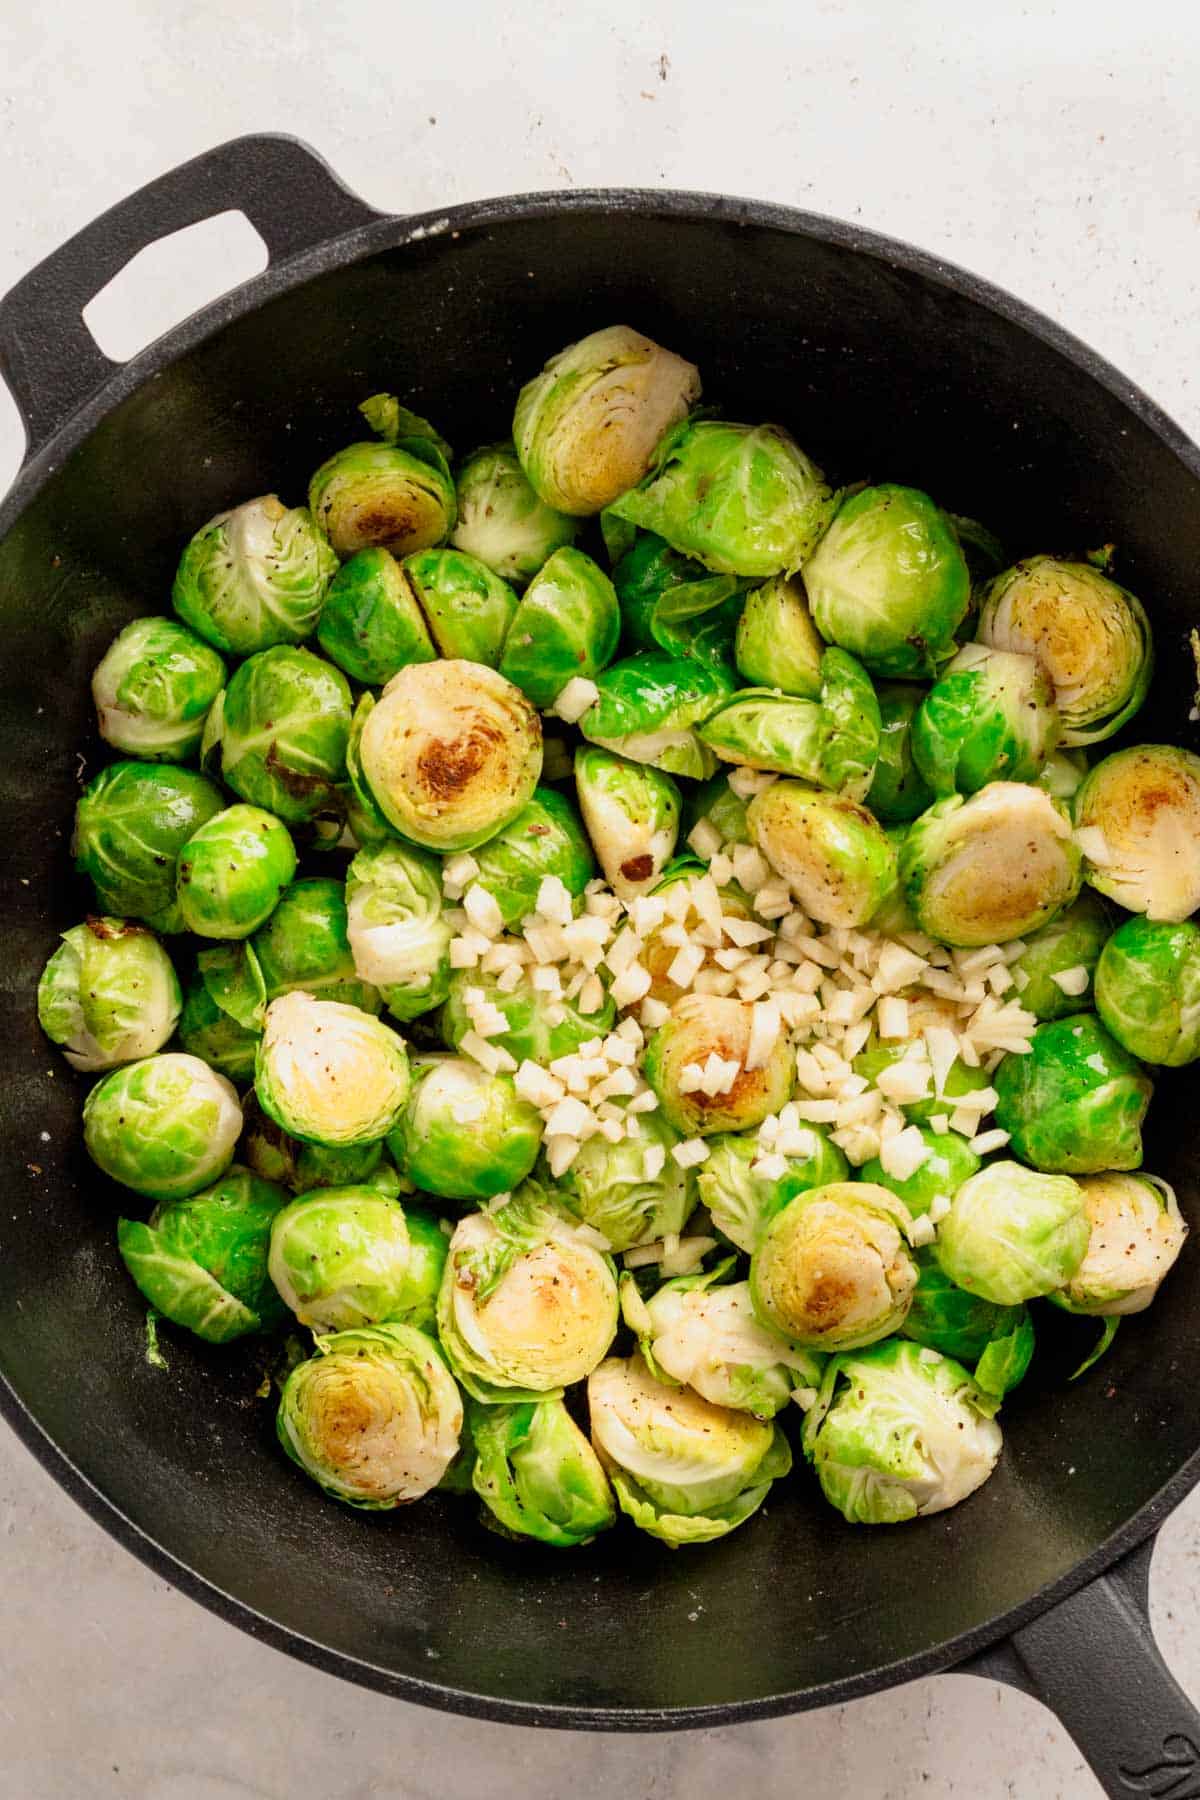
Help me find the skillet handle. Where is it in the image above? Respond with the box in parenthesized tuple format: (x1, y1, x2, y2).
(956, 1534, 1200, 1799)
(0, 133, 380, 460)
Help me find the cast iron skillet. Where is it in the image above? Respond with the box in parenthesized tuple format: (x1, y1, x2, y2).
(1, 134, 1199, 1796)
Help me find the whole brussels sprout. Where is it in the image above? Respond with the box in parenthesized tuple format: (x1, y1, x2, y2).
(344, 842, 451, 1022)
(976, 555, 1152, 745)
(643, 995, 793, 1137)
(38, 916, 180, 1072)
(450, 441, 579, 584)
(698, 649, 881, 800)
(1008, 890, 1112, 1021)
(1074, 745, 1200, 922)
(680, 772, 751, 853)
(750, 1182, 918, 1351)
(215, 646, 352, 825)
(747, 780, 898, 928)
(73, 761, 224, 932)
(513, 325, 700, 515)
(442, 965, 615, 1066)
(587, 1353, 792, 1546)
(172, 495, 338, 655)
(935, 1160, 1090, 1303)
(356, 660, 542, 852)
(578, 650, 734, 780)
(176, 804, 297, 940)
(912, 645, 1059, 795)
(993, 1013, 1153, 1174)
(470, 787, 595, 927)
(804, 485, 970, 678)
(91, 616, 226, 762)
(117, 1165, 289, 1342)
(734, 572, 825, 696)
(315, 547, 436, 685)
(860, 1127, 981, 1219)
(574, 747, 679, 901)
(308, 396, 456, 558)
(1095, 916, 1200, 1066)
(277, 1321, 462, 1507)
(404, 546, 520, 667)
(389, 1055, 542, 1201)
(552, 1106, 696, 1251)
(902, 1250, 1034, 1398)
(254, 876, 380, 1014)
(899, 782, 1082, 947)
(611, 531, 744, 671)
(268, 1185, 428, 1330)
(469, 1397, 616, 1548)
(866, 683, 936, 824)
(499, 546, 621, 708)
(256, 991, 411, 1148)
(1050, 1172, 1187, 1317)
(852, 1036, 991, 1124)
(697, 1126, 849, 1253)
(177, 974, 259, 1083)
(83, 1052, 241, 1199)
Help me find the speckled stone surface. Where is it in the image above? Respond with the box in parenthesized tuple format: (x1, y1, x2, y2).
(2, 3, 1199, 1794)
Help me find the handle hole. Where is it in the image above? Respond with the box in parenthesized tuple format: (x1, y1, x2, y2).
(81, 210, 268, 363)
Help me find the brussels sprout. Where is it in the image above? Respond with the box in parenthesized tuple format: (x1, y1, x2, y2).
(499, 547, 621, 708)
(912, 645, 1059, 796)
(734, 573, 825, 696)
(574, 748, 679, 900)
(268, 1185, 429, 1330)
(698, 649, 881, 800)
(437, 1184, 619, 1401)
(1008, 890, 1112, 1021)
(254, 876, 380, 1014)
(681, 773, 751, 854)
(308, 396, 456, 558)
(470, 787, 595, 926)
(175, 804, 297, 940)
(357, 661, 542, 852)
(1074, 745, 1200, 922)
(899, 782, 1082, 947)
(860, 1127, 981, 1219)
(389, 1055, 542, 1201)
(404, 547, 520, 667)
(38, 917, 180, 1072)
(83, 1052, 241, 1200)
(552, 1106, 696, 1250)
(344, 842, 451, 1022)
(804, 485, 970, 678)
(747, 780, 898, 928)
(450, 441, 579, 584)
(697, 1127, 849, 1253)
(750, 1182, 918, 1351)
(196, 939, 268, 1032)
(442, 965, 615, 1066)
(578, 650, 734, 780)
(1037, 747, 1089, 801)
(1050, 1172, 1187, 1317)
(469, 1397, 616, 1547)
(611, 531, 744, 670)
(513, 325, 701, 515)
(277, 1321, 462, 1508)
(803, 1340, 1002, 1524)
(993, 1013, 1153, 1174)
(240, 1092, 395, 1193)
(91, 616, 226, 762)
(256, 991, 411, 1148)
(607, 417, 833, 578)
(215, 646, 352, 826)
(315, 547, 436, 685)
(73, 761, 224, 932)
(935, 1160, 1090, 1304)
(643, 995, 793, 1137)
(902, 1250, 1033, 1381)
(117, 1165, 289, 1342)
(865, 684, 936, 823)
(172, 496, 338, 655)
(1095, 917, 1200, 1067)
(587, 1353, 792, 1545)
(852, 1037, 992, 1124)
(976, 556, 1153, 745)
(177, 975, 259, 1082)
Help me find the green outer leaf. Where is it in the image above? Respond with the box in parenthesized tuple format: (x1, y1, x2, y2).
(499, 546, 621, 708)
(935, 1161, 1091, 1305)
(83, 1053, 241, 1200)
(911, 648, 1058, 796)
(316, 547, 437, 685)
(198, 938, 268, 1030)
(359, 394, 453, 463)
(1068, 1315, 1121, 1381)
(866, 684, 936, 823)
(900, 1250, 1025, 1363)
(973, 1309, 1035, 1397)
(177, 975, 260, 1082)
(734, 573, 825, 697)
(469, 1398, 617, 1547)
(405, 546, 520, 667)
(607, 1425, 791, 1546)
(118, 1220, 259, 1343)
(268, 1187, 412, 1330)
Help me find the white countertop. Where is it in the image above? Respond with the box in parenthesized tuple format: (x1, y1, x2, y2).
(3, 3, 1200, 1793)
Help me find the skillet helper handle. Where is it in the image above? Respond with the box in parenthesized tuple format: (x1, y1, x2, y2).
(0, 132, 379, 460)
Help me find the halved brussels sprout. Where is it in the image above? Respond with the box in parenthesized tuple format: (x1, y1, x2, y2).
(172, 496, 338, 655)
(437, 1184, 619, 1401)
(442, 965, 616, 1066)
(697, 1127, 849, 1253)
(73, 761, 224, 932)
(611, 530, 744, 670)
(1050, 1172, 1186, 1316)
(469, 1397, 616, 1547)
(513, 325, 700, 515)
(254, 876, 380, 1014)
(607, 417, 833, 578)
(681, 772, 751, 852)
(92, 616, 226, 762)
(899, 782, 1082, 947)
(698, 649, 881, 799)
(389, 1055, 541, 1201)
(643, 995, 793, 1137)
(240, 1093, 399, 1194)
(993, 1013, 1153, 1174)
(1008, 890, 1112, 1021)
(852, 1035, 991, 1125)
(450, 441, 579, 584)
(470, 787, 595, 927)
(803, 1340, 1002, 1524)
(268, 1185, 421, 1329)
(176, 804, 297, 940)
(804, 485, 970, 678)
(344, 841, 451, 1022)
(1094, 916, 1200, 1066)
(215, 646, 352, 825)
(177, 974, 260, 1082)
(912, 645, 1059, 795)
(308, 397, 456, 558)
(1074, 745, 1200, 922)
(315, 547, 436, 685)
(750, 1182, 918, 1350)
(935, 1160, 1089, 1304)
(574, 747, 680, 901)
(256, 991, 411, 1147)
(404, 547, 520, 667)
(976, 556, 1152, 745)
(902, 1250, 1033, 1398)
(860, 1127, 981, 1219)
(357, 660, 542, 852)
(278, 1321, 462, 1508)
(627, 1267, 824, 1417)
(117, 1165, 288, 1342)
(747, 780, 898, 928)
(578, 650, 734, 780)
(38, 917, 180, 1072)
(866, 683, 936, 823)
(499, 546, 621, 708)
(587, 1353, 792, 1545)
(552, 1106, 696, 1251)
(734, 573, 825, 696)
(83, 1052, 241, 1199)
